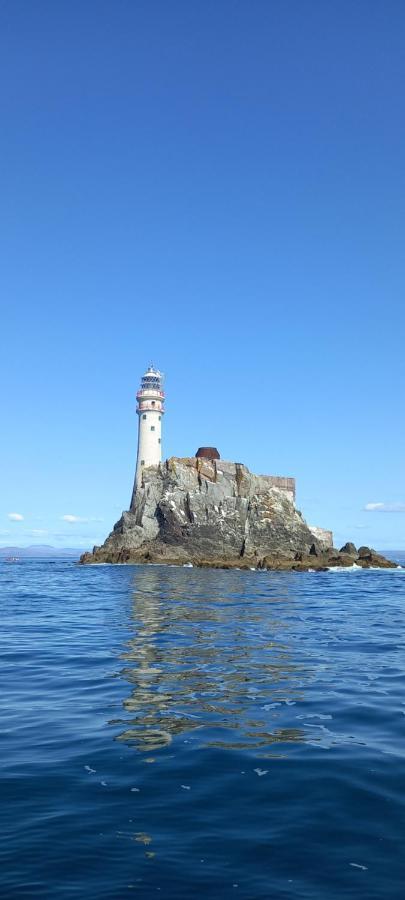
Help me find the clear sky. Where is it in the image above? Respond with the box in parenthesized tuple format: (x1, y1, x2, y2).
(1, 0, 404, 551)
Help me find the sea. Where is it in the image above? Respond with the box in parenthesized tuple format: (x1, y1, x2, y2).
(1, 552, 405, 899)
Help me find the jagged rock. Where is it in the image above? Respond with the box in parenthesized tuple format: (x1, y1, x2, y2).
(81, 457, 321, 566)
(79, 457, 397, 571)
(358, 546, 372, 559)
(340, 542, 357, 556)
(356, 549, 394, 569)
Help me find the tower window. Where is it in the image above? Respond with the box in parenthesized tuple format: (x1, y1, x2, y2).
(142, 414, 147, 420)
(141, 460, 145, 466)
(158, 438, 161, 444)
(158, 415, 161, 421)
(151, 426, 155, 431)
(151, 401, 155, 406)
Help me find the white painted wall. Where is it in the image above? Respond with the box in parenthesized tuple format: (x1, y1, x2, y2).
(135, 406, 163, 488)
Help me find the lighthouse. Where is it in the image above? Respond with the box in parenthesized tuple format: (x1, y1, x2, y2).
(133, 365, 165, 495)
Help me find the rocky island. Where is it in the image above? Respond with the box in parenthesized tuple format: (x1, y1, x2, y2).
(81, 367, 396, 571)
(80, 454, 395, 571)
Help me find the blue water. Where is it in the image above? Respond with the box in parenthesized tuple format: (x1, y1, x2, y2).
(1, 556, 405, 899)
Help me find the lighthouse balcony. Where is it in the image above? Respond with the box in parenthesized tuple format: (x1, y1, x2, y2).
(136, 389, 165, 400)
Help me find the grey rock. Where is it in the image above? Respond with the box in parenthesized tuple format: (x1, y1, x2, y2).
(339, 542, 357, 556)
(82, 456, 321, 565)
(358, 545, 372, 559)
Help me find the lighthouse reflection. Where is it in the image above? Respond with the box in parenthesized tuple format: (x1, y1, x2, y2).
(114, 566, 307, 752)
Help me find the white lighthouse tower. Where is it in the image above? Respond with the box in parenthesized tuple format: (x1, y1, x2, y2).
(133, 365, 165, 493)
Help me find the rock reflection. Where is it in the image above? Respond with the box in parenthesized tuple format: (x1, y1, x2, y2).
(113, 567, 308, 751)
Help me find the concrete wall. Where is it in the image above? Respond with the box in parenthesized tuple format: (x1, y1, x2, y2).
(265, 475, 296, 501)
(215, 462, 296, 502)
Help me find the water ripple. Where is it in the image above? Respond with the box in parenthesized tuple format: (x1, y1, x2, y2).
(1, 557, 405, 898)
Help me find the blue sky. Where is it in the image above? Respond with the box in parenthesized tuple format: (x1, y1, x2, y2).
(1, 0, 404, 550)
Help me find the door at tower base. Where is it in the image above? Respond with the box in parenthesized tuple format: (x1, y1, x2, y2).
(133, 366, 165, 496)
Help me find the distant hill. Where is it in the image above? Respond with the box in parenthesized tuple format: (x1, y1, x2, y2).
(0, 545, 86, 559)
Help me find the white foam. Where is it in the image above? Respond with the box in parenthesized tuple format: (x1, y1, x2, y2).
(328, 564, 404, 573)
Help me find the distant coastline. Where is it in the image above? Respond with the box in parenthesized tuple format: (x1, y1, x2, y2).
(0, 545, 83, 559)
